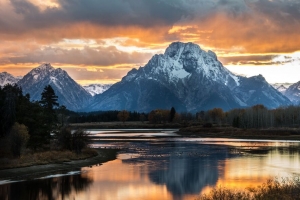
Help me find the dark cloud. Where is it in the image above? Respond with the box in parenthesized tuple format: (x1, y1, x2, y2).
(4, 45, 152, 66)
(7, 0, 187, 30)
(219, 54, 300, 66)
(219, 55, 276, 65)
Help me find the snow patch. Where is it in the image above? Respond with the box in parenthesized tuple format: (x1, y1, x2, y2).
(230, 74, 240, 86)
(83, 84, 112, 96)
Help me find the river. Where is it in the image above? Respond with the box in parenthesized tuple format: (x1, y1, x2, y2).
(1, 129, 300, 200)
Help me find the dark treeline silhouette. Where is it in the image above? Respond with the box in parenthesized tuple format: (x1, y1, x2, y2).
(68, 110, 148, 123)
(0, 84, 90, 158)
(0, 84, 61, 154)
(197, 105, 300, 129)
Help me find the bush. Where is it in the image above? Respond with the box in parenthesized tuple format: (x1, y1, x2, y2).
(72, 129, 91, 155)
(203, 123, 213, 128)
(57, 127, 72, 150)
(198, 178, 300, 200)
(9, 122, 29, 158)
(57, 127, 91, 155)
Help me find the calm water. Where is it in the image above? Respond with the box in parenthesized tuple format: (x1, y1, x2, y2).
(1, 129, 300, 200)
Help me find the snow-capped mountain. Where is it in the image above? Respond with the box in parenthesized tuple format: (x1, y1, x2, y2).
(87, 42, 291, 112)
(284, 81, 300, 105)
(83, 84, 112, 96)
(271, 83, 293, 94)
(0, 72, 22, 86)
(18, 63, 92, 111)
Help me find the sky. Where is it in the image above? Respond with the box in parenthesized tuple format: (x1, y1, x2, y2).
(0, 0, 300, 85)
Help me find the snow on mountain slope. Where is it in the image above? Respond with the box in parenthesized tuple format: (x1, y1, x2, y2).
(18, 63, 92, 111)
(0, 72, 21, 86)
(83, 84, 112, 96)
(87, 42, 291, 112)
(285, 81, 300, 104)
(271, 83, 293, 94)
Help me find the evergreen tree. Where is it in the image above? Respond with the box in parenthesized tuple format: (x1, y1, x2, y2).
(40, 85, 59, 125)
(0, 84, 22, 137)
(169, 107, 176, 122)
(40, 85, 59, 111)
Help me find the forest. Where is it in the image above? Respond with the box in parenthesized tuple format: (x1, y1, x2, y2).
(0, 84, 89, 159)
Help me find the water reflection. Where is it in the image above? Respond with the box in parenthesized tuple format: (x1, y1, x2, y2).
(120, 142, 235, 199)
(1, 130, 300, 200)
(0, 173, 93, 200)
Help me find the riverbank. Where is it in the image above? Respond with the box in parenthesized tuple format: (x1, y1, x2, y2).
(69, 121, 184, 129)
(179, 126, 300, 140)
(0, 148, 118, 181)
(198, 179, 300, 200)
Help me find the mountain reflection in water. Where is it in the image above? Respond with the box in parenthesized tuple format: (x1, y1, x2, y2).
(1, 129, 300, 200)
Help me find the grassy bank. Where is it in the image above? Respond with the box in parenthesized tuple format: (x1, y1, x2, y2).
(69, 121, 184, 129)
(0, 148, 119, 180)
(0, 148, 98, 170)
(198, 179, 300, 200)
(179, 126, 300, 140)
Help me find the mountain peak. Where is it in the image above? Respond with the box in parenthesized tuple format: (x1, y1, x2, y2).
(0, 72, 21, 86)
(18, 63, 91, 111)
(164, 42, 202, 58)
(36, 63, 55, 71)
(87, 41, 291, 112)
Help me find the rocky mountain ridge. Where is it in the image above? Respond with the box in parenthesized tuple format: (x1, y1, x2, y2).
(17, 63, 92, 111)
(87, 42, 291, 112)
(1, 42, 298, 112)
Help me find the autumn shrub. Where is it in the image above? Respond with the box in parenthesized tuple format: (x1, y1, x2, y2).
(198, 178, 300, 200)
(9, 122, 29, 157)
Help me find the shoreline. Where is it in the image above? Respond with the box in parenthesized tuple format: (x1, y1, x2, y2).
(178, 126, 300, 140)
(0, 148, 118, 181)
(3, 127, 300, 182)
(69, 121, 184, 129)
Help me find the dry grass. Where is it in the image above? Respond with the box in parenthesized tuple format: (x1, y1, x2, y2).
(198, 178, 300, 200)
(69, 121, 183, 129)
(0, 148, 98, 170)
(179, 126, 300, 139)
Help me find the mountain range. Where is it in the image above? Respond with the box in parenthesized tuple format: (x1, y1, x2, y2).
(0, 42, 299, 112)
(87, 42, 291, 112)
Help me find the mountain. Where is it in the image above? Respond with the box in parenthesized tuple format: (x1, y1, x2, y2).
(0, 72, 22, 86)
(284, 81, 300, 105)
(83, 84, 112, 96)
(271, 83, 293, 94)
(86, 42, 291, 112)
(18, 63, 92, 111)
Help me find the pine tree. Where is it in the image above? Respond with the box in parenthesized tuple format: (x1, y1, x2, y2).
(40, 85, 59, 111)
(169, 107, 176, 122)
(40, 85, 59, 125)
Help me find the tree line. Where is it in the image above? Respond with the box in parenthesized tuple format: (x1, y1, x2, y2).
(0, 84, 89, 158)
(67, 104, 300, 129)
(68, 110, 148, 123)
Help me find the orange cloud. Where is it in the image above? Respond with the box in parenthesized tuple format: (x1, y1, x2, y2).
(1, 0, 300, 84)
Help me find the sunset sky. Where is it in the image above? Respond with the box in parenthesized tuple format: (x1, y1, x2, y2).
(0, 0, 300, 85)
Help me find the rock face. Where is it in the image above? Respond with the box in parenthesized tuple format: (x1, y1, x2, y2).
(87, 42, 291, 112)
(17, 63, 92, 111)
(285, 81, 300, 104)
(83, 84, 112, 96)
(0, 72, 21, 86)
